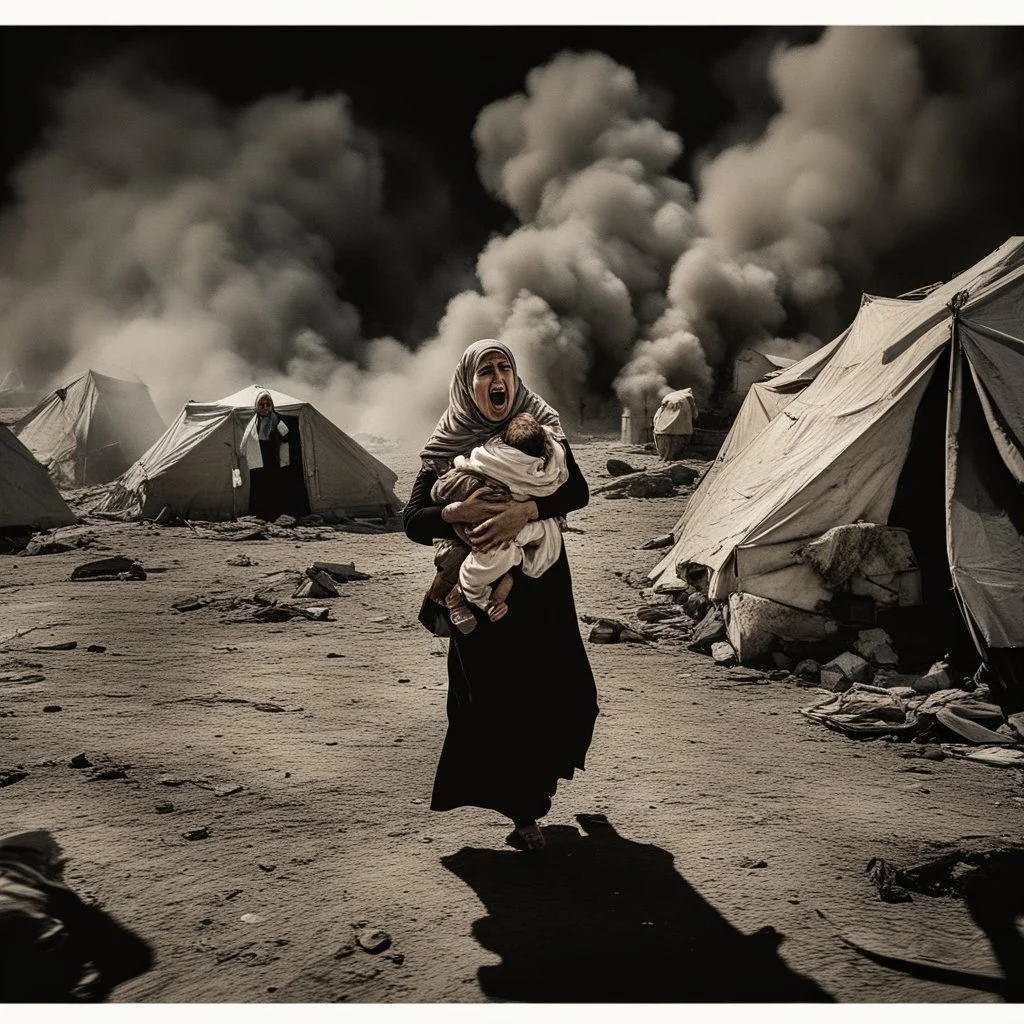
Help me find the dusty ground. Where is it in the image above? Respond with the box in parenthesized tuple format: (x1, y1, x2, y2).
(2, 435, 1022, 1004)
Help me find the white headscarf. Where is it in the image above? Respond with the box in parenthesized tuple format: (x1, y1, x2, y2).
(420, 340, 564, 473)
(240, 389, 290, 469)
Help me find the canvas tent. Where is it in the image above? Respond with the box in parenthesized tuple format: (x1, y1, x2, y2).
(14, 371, 165, 488)
(649, 237, 1024, 708)
(0, 423, 76, 532)
(97, 385, 400, 523)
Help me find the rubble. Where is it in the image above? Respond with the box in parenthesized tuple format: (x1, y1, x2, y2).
(592, 462, 699, 499)
(912, 660, 954, 694)
(853, 628, 899, 667)
(819, 652, 873, 692)
(70, 557, 145, 581)
(606, 458, 638, 477)
(687, 607, 727, 653)
(711, 641, 737, 666)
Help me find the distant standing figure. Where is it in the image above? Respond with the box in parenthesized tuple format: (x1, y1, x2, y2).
(241, 390, 290, 521)
(653, 388, 698, 461)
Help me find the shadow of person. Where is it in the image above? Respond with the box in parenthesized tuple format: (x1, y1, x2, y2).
(441, 813, 832, 1002)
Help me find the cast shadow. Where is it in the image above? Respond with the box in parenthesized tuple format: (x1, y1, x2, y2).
(441, 813, 832, 1002)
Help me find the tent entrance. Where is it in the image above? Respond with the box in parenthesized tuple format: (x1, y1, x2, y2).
(883, 348, 975, 676)
(246, 413, 311, 521)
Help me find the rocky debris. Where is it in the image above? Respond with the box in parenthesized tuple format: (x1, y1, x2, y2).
(172, 597, 209, 613)
(86, 644, 106, 653)
(70, 557, 145, 582)
(87, 764, 129, 781)
(606, 458, 638, 477)
(866, 857, 913, 903)
(639, 534, 675, 550)
(23, 536, 75, 556)
(727, 592, 840, 666)
(853, 628, 899, 667)
(593, 461, 699, 499)
(42, 704, 62, 713)
(155, 802, 174, 814)
(182, 827, 211, 841)
(711, 641, 737, 666)
(190, 515, 396, 542)
(354, 925, 392, 955)
(819, 652, 873, 692)
(22, 527, 104, 556)
(68, 754, 93, 769)
(635, 604, 687, 624)
(587, 619, 645, 644)
(794, 659, 821, 684)
(225, 555, 257, 567)
(687, 607, 727, 653)
(684, 592, 713, 620)
(214, 784, 243, 798)
(32, 641, 77, 652)
(294, 567, 339, 599)
(315, 562, 371, 583)
(1, 766, 28, 787)
(912, 660, 954, 694)
(0, 672, 46, 685)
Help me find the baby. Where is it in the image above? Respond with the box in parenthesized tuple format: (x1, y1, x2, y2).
(428, 412, 568, 632)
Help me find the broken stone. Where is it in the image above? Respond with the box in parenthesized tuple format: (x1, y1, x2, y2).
(588, 619, 625, 644)
(313, 561, 371, 583)
(42, 704, 62, 713)
(87, 766, 128, 781)
(793, 659, 820, 683)
(31, 641, 76, 651)
(354, 927, 392, 954)
(155, 801, 175, 813)
(69, 753, 93, 769)
(71, 556, 140, 581)
(226, 554, 256, 567)
(739, 858, 768, 869)
(182, 827, 211, 841)
(684, 592, 712, 620)
(711, 641, 737, 666)
(866, 857, 913, 903)
(639, 534, 675, 550)
(86, 644, 106, 653)
(853, 627, 899, 667)
(214, 784, 243, 797)
(172, 597, 207, 613)
(0, 767, 28, 787)
(606, 458, 637, 477)
(912, 660, 954, 694)
(257, 861, 277, 872)
(820, 652, 872, 692)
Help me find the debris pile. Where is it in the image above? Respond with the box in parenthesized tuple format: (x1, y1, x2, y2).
(593, 462, 701, 501)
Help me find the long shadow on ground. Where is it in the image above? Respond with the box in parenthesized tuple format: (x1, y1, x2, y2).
(442, 813, 832, 1002)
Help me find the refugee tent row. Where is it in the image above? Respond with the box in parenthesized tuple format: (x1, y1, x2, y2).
(2, 376, 400, 532)
(649, 236, 1024, 711)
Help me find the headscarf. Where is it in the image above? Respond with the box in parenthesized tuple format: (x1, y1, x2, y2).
(240, 389, 290, 468)
(255, 391, 280, 440)
(420, 339, 564, 473)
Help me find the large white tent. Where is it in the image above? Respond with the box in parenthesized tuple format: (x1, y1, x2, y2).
(98, 385, 400, 523)
(650, 237, 1024, 702)
(0, 423, 76, 532)
(15, 371, 165, 487)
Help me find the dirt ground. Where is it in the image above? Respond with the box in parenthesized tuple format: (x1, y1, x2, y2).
(2, 435, 1022, 1004)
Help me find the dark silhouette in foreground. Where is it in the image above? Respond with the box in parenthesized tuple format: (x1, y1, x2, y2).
(442, 813, 832, 1002)
(0, 830, 153, 1002)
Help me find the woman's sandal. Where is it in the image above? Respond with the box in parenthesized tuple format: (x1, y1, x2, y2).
(505, 822, 546, 852)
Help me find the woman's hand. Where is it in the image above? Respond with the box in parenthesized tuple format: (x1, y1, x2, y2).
(444, 487, 511, 526)
(466, 500, 539, 553)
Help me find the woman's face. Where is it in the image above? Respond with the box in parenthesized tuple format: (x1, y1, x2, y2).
(472, 350, 516, 422)
(256, 395, 274, 416)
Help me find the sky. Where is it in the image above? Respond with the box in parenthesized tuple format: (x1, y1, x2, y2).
(3, 23, 1024, 444)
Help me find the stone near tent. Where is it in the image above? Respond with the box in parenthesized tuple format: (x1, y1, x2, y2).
(70, 556, 141, 581)
(684, 592, 712, 620)
(711, 641, 737, 666)
(687, 607, 727, 653)
(726, 592, 839, 666)
(912, 660, 955, 694)
(853, 627, 899, 667)
(794, 659, 820, 683)
(820, 652, 873, 693)
(606, 458, 637, 477)
(313, 561, 371, 583)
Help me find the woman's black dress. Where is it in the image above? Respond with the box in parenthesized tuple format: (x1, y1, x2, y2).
(248, 434, 285, 522)
(403, 442, 599, 823)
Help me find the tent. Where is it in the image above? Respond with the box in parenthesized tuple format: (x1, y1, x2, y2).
(97, 384, 400, 523)
(649, 237, 1024, 707)
(0, 423, 76, 533)
(14, 371, 166, 487)
(727, 350, 797, 412)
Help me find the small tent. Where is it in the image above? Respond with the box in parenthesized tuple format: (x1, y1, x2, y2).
(97, 384, 400, 523)
(0, 423, 76, 533)
(649, 237, 1024, 708)
(14, 371, 166, 487)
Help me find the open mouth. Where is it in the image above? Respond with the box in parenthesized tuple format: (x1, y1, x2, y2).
(489, 387, 507, 409)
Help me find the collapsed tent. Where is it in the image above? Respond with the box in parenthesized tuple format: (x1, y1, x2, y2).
(0, 423, 75, 533)
(97, 385, 400, 523)
(14, 371, 165, 487)
(649, 237, 1024, 709)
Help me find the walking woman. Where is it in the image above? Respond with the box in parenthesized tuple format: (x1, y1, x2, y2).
(403, 340, 599, 851)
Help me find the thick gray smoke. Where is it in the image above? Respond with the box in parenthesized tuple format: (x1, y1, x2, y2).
(0, 61, 455, 440)
(1, 30, 1019, 450)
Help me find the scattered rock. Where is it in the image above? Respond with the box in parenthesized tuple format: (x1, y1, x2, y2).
(820, 652, 873, 692)
(257, 861, 277, 872)
(793, 659, 820, 684)
(183, 827, 211, 841)
(215, 784, 243, 798)
(866, 857, 913, 903)
(639, 533, 674, 550)
(313, 561, 371, 583)
(87, 765, 128, 781)
(853, 627, 899, 668)
(240, 913, 265, 924)
(226, 555, 257, 566)
(354, 926, 392, 954)
(739, 858, 768, 869)
(0, 672, 46, 684)
(116, 562, 147, 581)
(68, 753, 93, 769)
(711, 641, 737, 666)
(31, 641, 77, 652)
(70, 556, 142, 581)
(172, 597, 207, 613)
(687, 607, 727, 653)
(0, 767, 28, 787)
(684, 592, 712, 620)
(155, 801, 175, 813)
(606, 458, 637, 477)
(42, 704, 62, 713)
(86, 644, 106, 653)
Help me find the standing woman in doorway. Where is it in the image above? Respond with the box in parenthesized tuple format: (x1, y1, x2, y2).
(242, 390, 290, 521)
(403, 340, 599, 852)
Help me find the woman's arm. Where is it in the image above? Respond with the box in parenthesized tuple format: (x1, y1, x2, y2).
(465, 441, 589, 552)
(403, 467, 454, 546)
